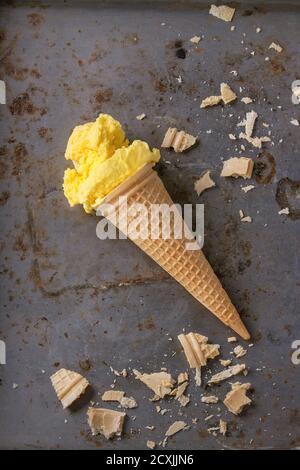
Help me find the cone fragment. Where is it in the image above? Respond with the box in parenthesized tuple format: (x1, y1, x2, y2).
(98, 164, 250, 340)
(50, 368, 89, 408)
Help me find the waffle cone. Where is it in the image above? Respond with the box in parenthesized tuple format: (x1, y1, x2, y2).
(98, 164, 250, 340)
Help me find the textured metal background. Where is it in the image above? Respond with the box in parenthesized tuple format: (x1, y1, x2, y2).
(0, 0, 299, 450)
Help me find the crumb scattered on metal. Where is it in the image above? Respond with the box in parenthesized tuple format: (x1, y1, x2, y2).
(233, 345, 247, 358)
(290, 119, 300, 126)
(208, 364, 246, 384)
(102, 390, 125, 402)
(200, 95, 222, 108)
(269, 42, 283, 53)
(278, 207, 290, 215)
(161, 127, 197, 152)
(221, 157, 254, 179)
(133, 369, 175, 398)
(190, 36, 201, 44)
(209, 4, 235, 22)
(165, 420, 188, 437)
(136, 113, 146, 120)
(223, 382, 252, 415)
(241, 97, 253, 104)
(201, 395, 219, 404)
(220, 83, 237, 104)
(178, 332, 220, 368)
(219, 419, 227, 436)
(147, 440, 156, 449)
(228, 337, 237, 343)
(220, 359, 232, 367)
(194, 170, 216, 196)
(177, 372, 189, 384)
(241, 185, 255, 193)
(87, 407, 125, 439)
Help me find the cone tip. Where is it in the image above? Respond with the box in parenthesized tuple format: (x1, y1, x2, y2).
(230, 317, 250, 341)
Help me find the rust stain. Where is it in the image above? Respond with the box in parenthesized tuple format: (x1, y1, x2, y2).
(137, 316, 156, 331)
(13, 143, 28, 180)
(13, 234, 28, 261)
(0, 191, 10, 206)
(276, 178, 300, 220)
(37, 127, 52, 142)
(27, 13, 44, 27)
(79, 359, 92, 371)
(254, 152, 276, 184)
(0, 145, 9, 180)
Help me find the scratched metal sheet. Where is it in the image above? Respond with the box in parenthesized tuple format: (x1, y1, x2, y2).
(0, 0, 299, 450)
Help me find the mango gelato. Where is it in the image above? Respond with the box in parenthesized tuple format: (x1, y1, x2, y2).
(63, 114, 160, 213)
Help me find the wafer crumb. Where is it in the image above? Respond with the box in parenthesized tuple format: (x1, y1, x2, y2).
(200, 95, 222, 108)
(190, 36, 201, 44)
(208, 364, 246, 384)
(241, 97, 253, 104)
(269, 42, 283, 53)
(133, 370, 175, 398)
(220, 83, 237, 104)
(223, 382, 252, 415)
(278, 207, 289, 215)
(201, 395, 219, 404)
(87, 407, 126, 439)
(136, 113, 146, 120)
(165, 420, 188, 437)
(194, 171, 216, 196)
(241, 185, 255, 193)
(161, 128, 197, 152)
(209, 4, 235, 22)
(147, 440, 156, 449)
(221, 157, 254, 179)
(219, 419, 227, 436)
(233, 345, 247, 358)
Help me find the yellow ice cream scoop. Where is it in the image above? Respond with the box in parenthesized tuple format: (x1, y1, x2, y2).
(63, 113, 160, 213)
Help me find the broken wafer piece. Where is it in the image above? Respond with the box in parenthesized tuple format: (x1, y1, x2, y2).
(269, 42, 283, 53)
(241, 185, 255, 193)
(223, 382, 252, 415)
(87, 407, 125, 439)
(165, 420, 188, 437)
(133, 370, 175, 398)
(161, 127, 197, 153)
(101, 390, 138, 409)
(50, 368, 89, 409)
(102, 390, 125, 402)
(190, 36, 201, 44)
(208, 363, 246, 384)
(239, 133, 271, 148)
(219, 419, 227, 436)
(209, 4, 235, 22)
(278, 207, 289, 215)
(178, 333, 220, 368)
(177, 372, 188, 384)
(241, 97, 253, 104)
(194, 171, 216, 196)
(221, 157, 254, 179)
(220, 83, 237, 104)
(200, 95, 222, 108)
(201, 395, 218, 404)
(220, 359, 232, 367)
(233, 345, 247, 358)
(147, 440, 156, 449)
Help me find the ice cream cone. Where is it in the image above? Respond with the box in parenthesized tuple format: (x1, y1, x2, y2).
(98, 164, 250, 340)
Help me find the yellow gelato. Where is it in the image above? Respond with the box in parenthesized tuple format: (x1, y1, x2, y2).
(63, 114, 160, 213)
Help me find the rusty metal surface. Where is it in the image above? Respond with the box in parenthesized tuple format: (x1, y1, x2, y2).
(0, 0, 300, 450)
